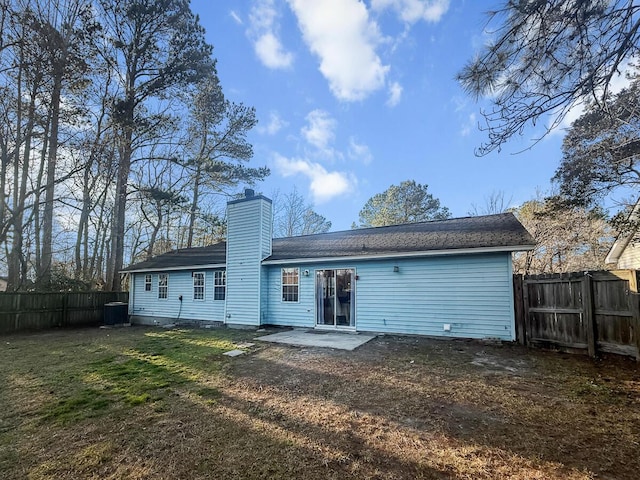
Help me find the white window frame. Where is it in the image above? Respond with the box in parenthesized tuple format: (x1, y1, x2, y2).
(193, 272, 205, 301)
(158, 273, 168, 300)
(214, 270, 226, 301)
(281, 267, 299, 302)
(144, 274, 152, 292)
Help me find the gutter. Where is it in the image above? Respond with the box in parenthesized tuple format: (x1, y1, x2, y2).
(261, 244, 537, 265)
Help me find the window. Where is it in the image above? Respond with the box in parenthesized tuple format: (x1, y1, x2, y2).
(282, 268, 299, 302)
(214, 271, 226, 300)
(158, 273, 168, 299)
(144, 274, 152, 291)
(193, 272, 205, 300)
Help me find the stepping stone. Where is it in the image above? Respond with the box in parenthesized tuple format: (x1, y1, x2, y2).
(223, 349, 245, 357)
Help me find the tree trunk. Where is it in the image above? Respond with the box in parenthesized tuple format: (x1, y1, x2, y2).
(106, 123, 132, 291)
(39, 72, 63, 290)
(187, 164, 202, 248)
(8, 72, 39, 290)
(147, 199, 163, 260)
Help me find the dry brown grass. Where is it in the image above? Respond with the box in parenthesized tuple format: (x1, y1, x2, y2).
(1, 326, 639, 479)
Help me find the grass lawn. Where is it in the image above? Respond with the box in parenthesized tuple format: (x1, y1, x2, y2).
(0, 326, 639, 479)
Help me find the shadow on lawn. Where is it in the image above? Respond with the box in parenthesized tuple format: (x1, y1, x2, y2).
(221, 343, 640, 480)
(5, 329, 638, 479)
(15, 329, 450, 479)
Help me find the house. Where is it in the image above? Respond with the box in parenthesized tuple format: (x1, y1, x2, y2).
(122, 190, 535, 341)
(606, 202, 640, 269)
(0, 276, 7, 292)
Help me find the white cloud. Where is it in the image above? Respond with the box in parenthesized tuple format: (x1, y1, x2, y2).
(254, 32, 294, 69)
(249, 0, 294, 69)
(460, 112, 476, 137)
(348, 137, 373, 165)
(230, 10, 243, 25)
(387, 81, 403, 107)
(259, 111, 288, 135)
(451, 95, 468, 113)
(286, 0, 389, 101)
(372, 0, 450, 23)
(301, 110, 336, 150)
(274, 154, 353, 203)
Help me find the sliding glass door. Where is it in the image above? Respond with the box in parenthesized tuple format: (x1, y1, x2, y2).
(315, 269, 355, 328)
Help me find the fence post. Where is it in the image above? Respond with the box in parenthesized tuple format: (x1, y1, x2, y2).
(582, 274, 597, 358)
(513, 274, 526, 345)
(626, 270, 640, 362)
(522, 276, 531, 346)
(62, 294, 68, 327)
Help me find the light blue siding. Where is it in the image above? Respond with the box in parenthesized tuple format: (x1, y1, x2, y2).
(260, 200, 272, 259)
(129, 271, 225, 323)
(262, 253, 515, 340)
(225, 196, 272, 325)
(264, 265, 317, 328)
(354, 253, 515, 340)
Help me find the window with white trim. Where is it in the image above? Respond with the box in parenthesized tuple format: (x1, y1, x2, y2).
(193, 272, 205, 300)
(158, 273, 168, 299)
(144, 274, 152, 291)
(281, 268, 299, 302)
(214, 271, 226, 300)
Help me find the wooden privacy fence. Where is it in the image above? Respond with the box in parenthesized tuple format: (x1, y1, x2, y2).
(0, 291, 128, 334)
(513, 270, 640, 360)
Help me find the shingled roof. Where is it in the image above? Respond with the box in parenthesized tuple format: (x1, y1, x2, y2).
(122, 241, 227, 272)
(122, 212, 535, 272)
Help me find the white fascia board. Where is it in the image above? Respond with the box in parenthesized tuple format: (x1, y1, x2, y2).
(261, 244, 537, 265)
(605, 237, 631, 265)
(606, 198, 640, 264)
(121, 263, 226, 274)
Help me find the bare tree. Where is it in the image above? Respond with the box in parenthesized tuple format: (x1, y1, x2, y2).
(273, 187, 331, 237)
(468, 190, 513, 216)
(512, 195, 613, 274)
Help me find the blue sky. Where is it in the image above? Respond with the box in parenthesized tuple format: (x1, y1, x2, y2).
(190, 0, 567, 231)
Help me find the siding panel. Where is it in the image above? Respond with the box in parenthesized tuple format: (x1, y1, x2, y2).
(130, 271, 225, 322)
(355, 254, 514, 340)
(618, 243, 640, 269)
(263, 253, 515, 340)
(225, 197, 272, 325)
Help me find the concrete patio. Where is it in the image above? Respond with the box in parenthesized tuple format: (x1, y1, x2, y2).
(256, 329, 376, 351)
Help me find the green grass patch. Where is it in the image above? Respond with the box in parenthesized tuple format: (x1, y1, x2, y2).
(125, 393, 150, 406)
(32, 328, 257, 425)
(44, 388, 110, 423)
(571, 378, 624, 403)
(195, 386, 221, 404)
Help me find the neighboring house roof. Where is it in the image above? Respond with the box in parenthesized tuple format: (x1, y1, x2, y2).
(122, 212, 535, 272)
(605, 200, 640, 265)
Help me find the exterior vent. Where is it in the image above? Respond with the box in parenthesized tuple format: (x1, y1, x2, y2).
(244, 188, 255, 198)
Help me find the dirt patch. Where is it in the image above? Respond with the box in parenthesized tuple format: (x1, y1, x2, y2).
(471, 351, 530, 374)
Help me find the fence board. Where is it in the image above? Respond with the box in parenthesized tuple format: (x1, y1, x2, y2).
(514, 270, 639, 360)
(0, 292, 128, 334)
(513, 275, 526, 345)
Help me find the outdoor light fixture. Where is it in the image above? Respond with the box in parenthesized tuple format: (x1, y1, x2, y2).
(393, 266, 400, 273)
(303, 269, 310, 276)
